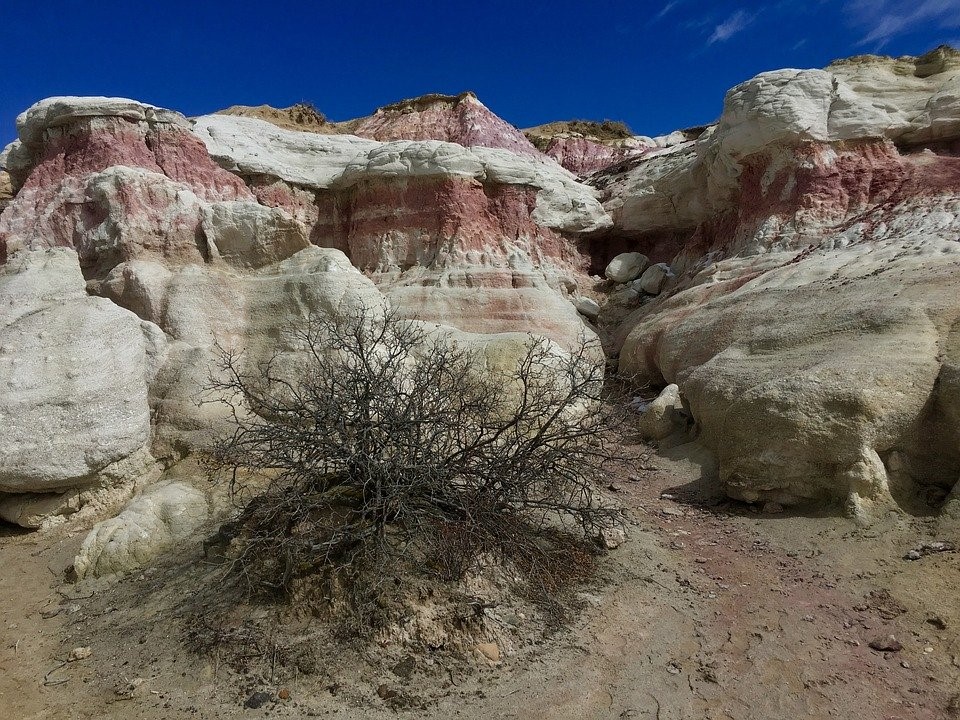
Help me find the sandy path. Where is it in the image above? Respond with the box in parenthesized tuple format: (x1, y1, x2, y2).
(1, 443, 957, 719)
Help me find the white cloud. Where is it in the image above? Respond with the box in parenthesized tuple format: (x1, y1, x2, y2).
(846, 0, 960, 46)
(707, 9, 755, 44)
(656, 1, 682, 20)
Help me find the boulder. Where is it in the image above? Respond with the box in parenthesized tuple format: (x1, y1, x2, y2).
(633, 384, 685, 441)
(74, 481, 211, 578)
(605, 252, 649, 283)
(637, 263, 673, 295)
(573, 296, 601, 320)
(0, 249, 166, 493)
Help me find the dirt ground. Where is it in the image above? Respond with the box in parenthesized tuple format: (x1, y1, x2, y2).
(2, 441, 958, 720)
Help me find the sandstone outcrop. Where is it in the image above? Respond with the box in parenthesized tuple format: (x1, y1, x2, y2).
(2, 47, 959, 536)
(607, 46, 960, 516)
(192, 113, 610, 346)
(348, 92, 544, 158)
(0, 249, 165, 494)
(525, 120, 647, 176)
(0, 94, 605, 536)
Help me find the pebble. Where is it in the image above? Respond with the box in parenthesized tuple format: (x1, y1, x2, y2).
(67, 646, 91, 662)
(868, 635, 902, 652)
(476, 642, 501, 663)
(244, 691, 273, 709)
(600, 527, 627, 549)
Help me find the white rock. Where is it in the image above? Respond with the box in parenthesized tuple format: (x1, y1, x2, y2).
(192, 114, 611, 235)
(605, 252, 650, 283)
(74, 482, 210, 578)
(0, 249, 165, 493)
(635, 384, 684, 440)
(17, 96, 188, 147)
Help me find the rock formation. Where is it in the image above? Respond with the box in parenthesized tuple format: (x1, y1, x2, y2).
(525, 120, 647, 177)
(348, 92, 544, 157)
(0, 93, 606, 554)
(1, 45, 959, 547)
(191, 112, 610, 345)
(603, 46, 960, 518)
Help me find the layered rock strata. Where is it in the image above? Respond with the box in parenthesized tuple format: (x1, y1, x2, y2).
(192, 113, 611, 344)
(604, 46, 960, 517)
(0, 95, 603, 539)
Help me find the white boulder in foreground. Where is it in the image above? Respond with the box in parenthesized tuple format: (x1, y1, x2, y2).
(604, 252, 649, 283)
(0, 249, 166, 493)
(74, 482, 211, 578)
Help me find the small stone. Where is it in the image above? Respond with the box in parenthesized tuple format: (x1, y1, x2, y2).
(901, 661, 911, 669)
(801, 614, 815, 622)
(376, 684, 397, 700)
(67, 646, 91, 662)
(475, 642, 501, 663)
(573, 296, 601, 320)
(924, 646, 934, 654)
(277, 687, 290, 700)
(391, 656, 416, 680)
(904, 550, 922, 561)
(762, 501, 784, 514)
(244, 691, 273, 709)
(661, 507, 684, 517)
(600, 527, 627, 549)
(116, 678, 147, 698)
(927, 615, 948, 630)
(868, 635, 902, 652)
(666, 662, 682, 675)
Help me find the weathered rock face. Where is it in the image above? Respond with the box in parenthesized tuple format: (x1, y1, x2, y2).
(0, 97, 255, 269)
(0, 249, 165, 494)
(608, 47, 960, 516)
(0, 94, 604, 533)
(3, 47, 959, 533)
(192, 113, 610, 346)
(348, 92, 544, 158)
(0, 170, 11, 213)
(537, 136, 640, 177)
(524, 120, 648, 176)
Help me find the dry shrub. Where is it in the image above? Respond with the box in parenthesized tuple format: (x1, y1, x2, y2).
(205, 307, 621, 630)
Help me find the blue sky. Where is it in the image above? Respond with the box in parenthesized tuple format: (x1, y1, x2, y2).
(1, 0, 959, 147)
